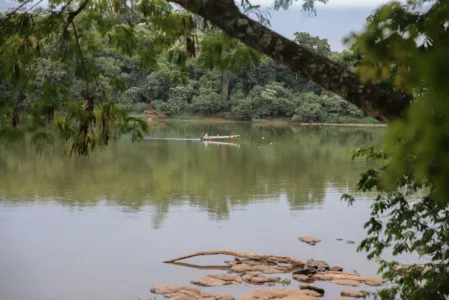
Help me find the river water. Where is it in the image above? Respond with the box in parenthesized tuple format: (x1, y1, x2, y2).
(0, 122, 419, 300)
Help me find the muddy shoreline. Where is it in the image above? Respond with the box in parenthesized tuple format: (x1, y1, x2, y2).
(140, 113, 386, 127)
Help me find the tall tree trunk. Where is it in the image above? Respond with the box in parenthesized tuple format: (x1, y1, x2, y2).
(222, 71, 231, 102)
(169, 0, 412, 123)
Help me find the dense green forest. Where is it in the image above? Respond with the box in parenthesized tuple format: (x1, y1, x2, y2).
(0, 9, 373, 123)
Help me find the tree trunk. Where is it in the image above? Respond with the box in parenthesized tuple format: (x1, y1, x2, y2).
(222, 71, 231, 102)
(168, 0, 412, 123)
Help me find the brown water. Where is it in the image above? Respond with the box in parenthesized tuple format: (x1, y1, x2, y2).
(0, 122, 419, 300)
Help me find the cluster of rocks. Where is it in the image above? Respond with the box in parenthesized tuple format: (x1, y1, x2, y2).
(240, 289, 320, 300)
(292, 259, 383, 288)
(152, 243, 385, 299)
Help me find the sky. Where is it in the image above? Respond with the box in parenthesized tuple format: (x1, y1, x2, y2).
(250, 0, 403, 51)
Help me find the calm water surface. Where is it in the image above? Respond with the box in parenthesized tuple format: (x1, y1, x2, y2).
(0, 123, 419, 300)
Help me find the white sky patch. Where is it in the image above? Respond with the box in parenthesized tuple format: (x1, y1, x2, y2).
(250, 0, 403, 8)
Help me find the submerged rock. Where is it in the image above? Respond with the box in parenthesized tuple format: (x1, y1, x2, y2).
(208, 274, 243, 283)
(191, 274, 243, 287)
(299, 236, 321, 246)
(293, 274, 311, 282)
(293, 267, 317, 276)
(151, 286, 200, 295)
(151, 285, 234, 300)
(312, 271, 383, 286)
(299, 284, 325, 296)
(332, 279, 360, 287)
(241, 271, 280, 286)
(340, 290, 369, 298)
(241, 289, 320, 300)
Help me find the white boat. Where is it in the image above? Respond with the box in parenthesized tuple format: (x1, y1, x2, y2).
(201, 135, 240, 141)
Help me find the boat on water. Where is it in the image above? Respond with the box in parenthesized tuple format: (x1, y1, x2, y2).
(200, 134, 240, 141)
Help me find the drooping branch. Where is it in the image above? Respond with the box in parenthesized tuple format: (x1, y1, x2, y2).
(168, 0, 412, 123)
(0, 0, 33, 28)
(163, 249, 305, 266)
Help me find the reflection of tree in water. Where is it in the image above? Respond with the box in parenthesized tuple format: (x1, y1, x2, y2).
(0, 123, 384, 228)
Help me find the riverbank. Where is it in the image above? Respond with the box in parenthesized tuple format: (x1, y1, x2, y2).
(141, 115, 386, 127)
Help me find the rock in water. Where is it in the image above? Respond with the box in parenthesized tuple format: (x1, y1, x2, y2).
(241, 289, 320, 300)
(330, 265, 343, 272)
(341, 290, 369, 298)
(312, 270, 383, 286)
(293, 267, 317, 276)
(191, 277, 228, 287)
(151, 285, 234, 300)
(305, 259, 329, 271)
(332, 279, 360, 287)
(207, 274, 243, 284)
(299, 284, 325, 296)
(299, 236, 321, 246)
(241, 272, 280, 285)
(293, 274, 311, 282)
(191, 274, 242, 287)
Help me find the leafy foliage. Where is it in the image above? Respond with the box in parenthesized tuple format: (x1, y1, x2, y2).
(341, 0, 449, 299)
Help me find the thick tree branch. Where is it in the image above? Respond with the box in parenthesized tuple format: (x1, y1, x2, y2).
(169, 0, 412, 123)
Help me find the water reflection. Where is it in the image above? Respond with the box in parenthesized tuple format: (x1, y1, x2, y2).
(0, 123, 384, 228)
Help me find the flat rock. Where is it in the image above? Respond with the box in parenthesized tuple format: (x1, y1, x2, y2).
(293, 268, 317, 276)
(299, 236, 321, 246)
(241, 271, 280, 285)
(241, 289, 319, 300)
(191, 274, 242, 287)
(191, 277, 228, 287)
(151, 285, 234, 300)
(332, 279, 360, 287)
(208, 274, 243, 284)
(299, 284, 324, 295)
(293, 274, 310, 282)
(362, 277, 384, 286)
(151, 286, 200, 295)
(312, 271, 383, 286)
(341, 290, 369, 298)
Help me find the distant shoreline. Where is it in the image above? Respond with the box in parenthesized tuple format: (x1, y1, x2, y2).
(141, 115, 387, 127)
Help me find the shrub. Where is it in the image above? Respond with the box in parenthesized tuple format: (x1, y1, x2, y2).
(190, 88, 226, 115)
(292, 102, 327, 122)
(231, 98, 253, 120)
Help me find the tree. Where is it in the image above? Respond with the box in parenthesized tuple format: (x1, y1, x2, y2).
(339, 1, 449, 299)
(293, 32, 331, 58)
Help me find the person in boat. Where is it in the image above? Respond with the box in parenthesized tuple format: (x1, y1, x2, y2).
(201, 133, 209, 140)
